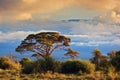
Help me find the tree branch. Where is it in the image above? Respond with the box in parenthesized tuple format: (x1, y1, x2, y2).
(49, 44, 63, 55)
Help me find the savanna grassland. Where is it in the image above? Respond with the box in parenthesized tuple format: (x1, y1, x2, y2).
(0, 53, 120, 80)
(0, 32, 120, 80)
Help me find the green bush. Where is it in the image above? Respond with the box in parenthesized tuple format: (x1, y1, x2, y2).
(33, 57, 61, 73)
(20, 57, 32, 64)
(111, 56, 120, 71)
(96, 60, 111, 73)
(61, 60, 95, 74)
(110, 51, 120, 71)
(0, 56, 21, 71)
(20, 58, 34, 74)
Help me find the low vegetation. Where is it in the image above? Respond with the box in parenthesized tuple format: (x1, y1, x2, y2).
(0, 53, 120, 80)
(61, 60, 95, 74)
(0, 56, 21, 71)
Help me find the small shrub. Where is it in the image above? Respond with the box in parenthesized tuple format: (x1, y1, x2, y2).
(107, 66, 116, 80)
(78, 70, 83, 75)
(96, 60, 111, 73)
(115, 76, 120, 80)
(20, 58, 32, 64)
(33, 57, 61, 73)
(111, 56, 120, 71)
(20, 58, 34, 74)
(0, 56, 21, 71)
(44, 57, 61, 72)
(61, 60, 95, 74)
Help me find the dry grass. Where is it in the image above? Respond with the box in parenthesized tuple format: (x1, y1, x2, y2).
(0, 69, 120, 80)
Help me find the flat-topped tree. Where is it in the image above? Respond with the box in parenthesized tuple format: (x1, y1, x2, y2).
(16, 32, 72, 59)
(64, 48, 79, 59)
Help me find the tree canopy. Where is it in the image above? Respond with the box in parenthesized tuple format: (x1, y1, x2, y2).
(91, 48, 102, 65)
(110, 50, 120, 71)
(16, 32, 75, 58)
(64, 48, 79, 59)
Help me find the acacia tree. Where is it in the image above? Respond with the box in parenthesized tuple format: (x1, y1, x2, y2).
(64, 48, 79, 59)
(16, 32, 74, 59)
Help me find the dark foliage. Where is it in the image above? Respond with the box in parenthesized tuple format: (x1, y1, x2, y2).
(33, 57, 61, 73)
(20, 58, 34, 74)
(61, 60, 95, 74)
(96, 59, 111, 73)
(90, 48, 111, 72)
(110, 51, 120, 71)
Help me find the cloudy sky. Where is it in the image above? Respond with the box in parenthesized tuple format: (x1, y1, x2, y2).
(0, 0, 120, 59)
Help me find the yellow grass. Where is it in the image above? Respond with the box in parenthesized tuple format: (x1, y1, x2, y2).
(0, 69, 120, 80)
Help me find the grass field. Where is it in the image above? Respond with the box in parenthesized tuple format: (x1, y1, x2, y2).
(0, 69, 120, 80)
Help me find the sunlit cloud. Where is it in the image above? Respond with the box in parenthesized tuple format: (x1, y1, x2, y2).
(94, 11, 120, 23)
(0, 0, 119, 47)
(0, 20, 120, 46)
(0, 30, 59, 42)
(70, 39, 120, 46)
(64, 34, 89, 38)
(67, 20, 120, 46)
(0, 0, 119, 22)
(0, 0, 74, 21)
(0, 31, 35, 42)
(14, 13, 32, 21)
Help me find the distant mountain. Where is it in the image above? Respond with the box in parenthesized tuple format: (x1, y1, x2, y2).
(61, 18, 120, 25)
(61, 19, 89, 22)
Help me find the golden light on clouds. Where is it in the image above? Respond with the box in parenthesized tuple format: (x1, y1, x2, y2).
(22, 0, 36, 4)
(111, 11, 120, 23)
(0, 16, 2, 22)
(14, 13, 32, 20)
(0, 0, 119, 21)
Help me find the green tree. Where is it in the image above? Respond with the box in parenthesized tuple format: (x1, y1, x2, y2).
(16, 32, 72, 59)
(97, 55, 111, 72)
(107, 50, 116, 59)
(91, 48, 102, 65)
(90, 48, 110, 72)
(64, 48, 79, 59)
(110, 50, 120, 71)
